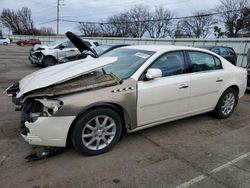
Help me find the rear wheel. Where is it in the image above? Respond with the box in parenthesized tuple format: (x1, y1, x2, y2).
(3, 42, 8, 45)
(71, 107, 123, 155)
(20, 43, 24, 46)
(213, 88, 238, 119)
(42, 56, 57, 67)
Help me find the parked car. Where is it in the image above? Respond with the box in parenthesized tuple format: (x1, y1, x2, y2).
(0, 37, 10, 45)
(197, 46, 237, 65)
(16, 39, 41, 46)
(6, 45, 247, 155)
(29, 37, 99, 67)
(58, 44, 130, 64)
(58, 32, 129, 64)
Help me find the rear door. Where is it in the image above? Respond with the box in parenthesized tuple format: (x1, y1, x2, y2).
(137, 51, 190, 126)
(187, 51, 225, 113)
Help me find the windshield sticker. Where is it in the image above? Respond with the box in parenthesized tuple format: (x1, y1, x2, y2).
(134, 52, 150, 59)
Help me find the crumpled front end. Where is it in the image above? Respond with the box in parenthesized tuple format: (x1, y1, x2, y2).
(15, 97, 74, 147)
(29, 48, 45, 65)
(5, 71, 122, 147)
(29, 50, 44, 65)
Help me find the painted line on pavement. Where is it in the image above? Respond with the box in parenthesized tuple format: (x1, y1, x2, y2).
(176, 152, 250, 188)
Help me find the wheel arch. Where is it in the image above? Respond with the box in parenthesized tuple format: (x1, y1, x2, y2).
(44, 55, 57, 61)
(66, 102, 131, 147)
(214, 84, 240, 110)
(228, 85, 239, 95)
(42, 55, 57, 67)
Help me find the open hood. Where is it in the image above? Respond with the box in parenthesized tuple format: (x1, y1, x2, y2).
(66, 31, 97, 56)
(17, 57, 117, 98)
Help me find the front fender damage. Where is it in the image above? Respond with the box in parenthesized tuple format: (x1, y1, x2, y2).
(15, 72, 121, 161)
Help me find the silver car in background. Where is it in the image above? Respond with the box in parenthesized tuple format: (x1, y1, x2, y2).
(29, 38, 99, 67)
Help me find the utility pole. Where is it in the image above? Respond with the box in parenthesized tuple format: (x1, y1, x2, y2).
(57, 0, 59, 35)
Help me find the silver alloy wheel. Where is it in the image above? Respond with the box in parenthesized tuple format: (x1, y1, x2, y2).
(221, 92, 235, 116)
(81, 115, 117, 150)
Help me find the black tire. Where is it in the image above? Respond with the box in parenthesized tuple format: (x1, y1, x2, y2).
(213, 87, 238, 119)
(42, 56, 57, 67)
(3, 42, 8, 45)
(20, 43, 24, 46)
(71, 107, 123, 155)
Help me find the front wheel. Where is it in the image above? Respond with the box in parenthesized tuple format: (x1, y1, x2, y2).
(42, 56, 57, 67)
(213, 88, 238, 119)
(71, 107, 123, 155)
(3, 42, 8, 45)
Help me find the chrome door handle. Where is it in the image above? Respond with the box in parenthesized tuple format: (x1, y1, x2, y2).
(179, 84, 189, 89)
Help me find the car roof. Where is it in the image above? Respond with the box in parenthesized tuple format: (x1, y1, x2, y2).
(122, 45, 210, 52)
(196, 45, 234, 50)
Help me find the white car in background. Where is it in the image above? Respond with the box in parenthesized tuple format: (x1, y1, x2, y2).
(0, 37, 10, 45)
(29, 38, 99, 67)
(6, 45, 247, 156)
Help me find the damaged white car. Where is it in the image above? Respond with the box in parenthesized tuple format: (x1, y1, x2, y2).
(6, 45, 247, 155)
(29, 36, 99, 67)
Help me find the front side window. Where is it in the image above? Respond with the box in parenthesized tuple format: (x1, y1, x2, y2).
(150, 51, 185, 77)
(188, 51, 217, 72)
(61, 41, 74, 48)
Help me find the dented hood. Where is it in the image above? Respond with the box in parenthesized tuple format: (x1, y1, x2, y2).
(17, 57, 117, 98)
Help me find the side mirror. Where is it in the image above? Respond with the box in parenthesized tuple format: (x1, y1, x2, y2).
(146, 68, 162, 80)
(59, 45, 65, 50)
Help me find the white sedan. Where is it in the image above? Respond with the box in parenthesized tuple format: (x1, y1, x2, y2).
(0, 37, 10, 45)
(6, 45, 247, 155)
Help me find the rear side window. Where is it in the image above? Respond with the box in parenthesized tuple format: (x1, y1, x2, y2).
(211, 47, 220, 54)
(187, 51, 222, 72)
(220, 47, 229, 56)
(227, 48, 236, 55)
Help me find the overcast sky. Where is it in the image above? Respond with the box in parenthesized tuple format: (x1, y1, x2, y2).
(0, 0, 221, 34)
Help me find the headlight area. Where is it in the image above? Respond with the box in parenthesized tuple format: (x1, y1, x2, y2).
(21, 98, 64, 124)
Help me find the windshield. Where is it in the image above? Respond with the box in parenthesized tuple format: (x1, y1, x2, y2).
(47, 39, 66, 47)
(96, 48, 155, 80)
(94, 45, 112, 56)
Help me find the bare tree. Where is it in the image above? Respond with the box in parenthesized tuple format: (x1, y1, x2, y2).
(126, 5, 152, 38)
(179, 11, 216, 38)
(88, 5, 152, 38)
(17, 7, 34, 34)
(241, 7, 250, 34)
(0, 7, 36, 35)
(216, 0, 249, 37)
(147, 6, 174, 38)
(38, 27, 56, 35)
(102, 13, 130, 37)
(1, 9, 22, 34)
(79, 22, 102, 37)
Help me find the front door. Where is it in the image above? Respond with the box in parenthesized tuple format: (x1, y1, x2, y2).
(137, 51, 190, 126)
